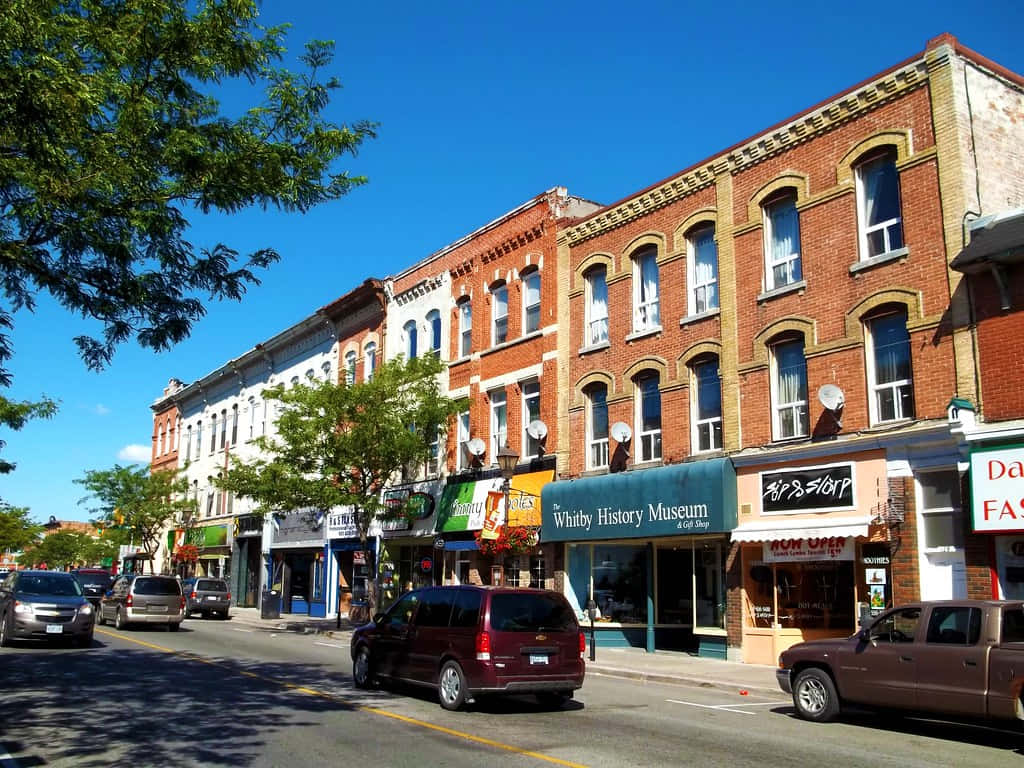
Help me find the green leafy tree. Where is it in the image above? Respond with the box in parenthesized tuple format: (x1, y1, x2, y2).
(17, 530, 87, 569)
(0, 1, 376, 478)
(0, 393, 58, 478)
(219, 354, 463, 615)
(78, 532, 121, 568)
(0, 502, 42, 552)
(76, 465, 196, 573)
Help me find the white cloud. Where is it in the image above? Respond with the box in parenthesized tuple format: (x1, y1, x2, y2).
(93, 404, 111, 415)
(117, 444, 151, 463)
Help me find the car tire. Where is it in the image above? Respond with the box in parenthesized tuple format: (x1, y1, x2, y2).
(792, 668, 840, 723)
(168, 622, 180, 632)
(0, 612, 12, 647)
(97, 609, 106, 626)
(114, 608, 127, 631)
(438, 660, 468, 711)
(536, 691, 572, 710)
(352, 645, 375, 689)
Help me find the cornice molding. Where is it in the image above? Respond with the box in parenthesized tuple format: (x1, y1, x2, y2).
(562, 59, 931, 247)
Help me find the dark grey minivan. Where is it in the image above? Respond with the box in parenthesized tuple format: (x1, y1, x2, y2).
(351, 586, 585, 710)
(99, 574, 185, 631)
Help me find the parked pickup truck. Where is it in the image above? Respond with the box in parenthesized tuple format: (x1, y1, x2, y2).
(777, 600, 1024, 723)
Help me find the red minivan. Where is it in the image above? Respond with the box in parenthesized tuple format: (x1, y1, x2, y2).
(351, 585, 585, 710)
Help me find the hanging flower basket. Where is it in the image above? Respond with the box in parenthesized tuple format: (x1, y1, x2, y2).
(175, 544, 199, 563)
(475, 526, 539, 557)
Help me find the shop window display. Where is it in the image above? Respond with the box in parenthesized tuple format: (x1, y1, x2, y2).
(745, 559, 855, 631)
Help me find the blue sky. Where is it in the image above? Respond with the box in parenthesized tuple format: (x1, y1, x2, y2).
(3, 1, 1022, 523)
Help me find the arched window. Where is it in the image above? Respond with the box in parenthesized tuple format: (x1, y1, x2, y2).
(691, 357, 722, 452)
(230, 404, 238, 447)
(865, 309, 914, 423)
(459, 300, 472, 357)
(364, 342, 377, 381)
(489, 388, 507, 463)
(585, 383, 609, 470)
(632, 246, 660, 332)
(491, 283, 508, 346)
(321, 361, 332, 381)
(687, 224, 718, 315)
(855, 148, 904, 260)
(345, 350, 357, 385)
(209, 414, 217, 453)
(185, 425, 193, 459)
(634, 371, 662, 463)
(523, 270, 541, 334)
(195, 421, 203, 460)
(770, 336, 809, 440)
(521, 379, 541, 458)
(248, 397, 257, 440)
(585, 265, 609, 346)
(763, 192, 802, 290)
(426, 309, 442, 355)
(404, 319, 418, 360)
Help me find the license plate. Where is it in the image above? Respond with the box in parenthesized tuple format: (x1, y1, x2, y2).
(149, 605, 167, 613)
(46, 624, 62, 634)
(529, 654, 548, 665)
(206, 596, 219, 601)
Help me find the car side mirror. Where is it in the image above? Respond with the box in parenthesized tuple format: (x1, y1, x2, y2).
(373, 612, 385, 624)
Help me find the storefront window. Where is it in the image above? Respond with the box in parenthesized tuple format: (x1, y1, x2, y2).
(655, 540, 725, 628)
(656, 546, 692, 625)
(695, 541, 724, 628)
(744, 556, 855, 631)
(592, 544, 648, 624)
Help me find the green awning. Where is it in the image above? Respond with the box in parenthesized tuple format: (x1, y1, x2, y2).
(541, 459, 737, 542)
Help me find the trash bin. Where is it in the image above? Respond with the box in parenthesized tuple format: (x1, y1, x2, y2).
(260, 589, 280, 620)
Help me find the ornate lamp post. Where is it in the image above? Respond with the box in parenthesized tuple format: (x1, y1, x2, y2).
(496, 442, 519, 509)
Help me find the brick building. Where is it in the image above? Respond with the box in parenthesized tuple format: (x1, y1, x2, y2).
(540, 35, 1024, 662)
(150, 378, 183, 473)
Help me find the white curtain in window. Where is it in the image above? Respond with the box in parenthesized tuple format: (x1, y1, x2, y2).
(589, 269, 608, 342)
(770, 202, 799, 262)
(524, 274, 540, 309)
(777, 343, 806, 404)
(639, 250, 659, 324)
(694, 230, 717, 302)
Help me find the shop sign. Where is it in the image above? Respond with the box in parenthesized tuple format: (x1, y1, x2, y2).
(420, 557, 432, 573)
(326, 508, 359, 539)
(273, 508, 327, 545)
(353, 550, 366, 565)
(233, 515, 262, 538)
(969, 444, 1024, 533)
(541, 459, 737, 542)
(762, 537, 855, 563)
(760, 462, 855, 514)
(436, 470, 553, 532)
(381, 487, 437, 532)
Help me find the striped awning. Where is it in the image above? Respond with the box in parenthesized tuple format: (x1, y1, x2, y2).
(730, 515, 871, 543)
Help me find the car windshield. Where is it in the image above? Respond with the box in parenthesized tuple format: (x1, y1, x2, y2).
(133, 578, 181, 596)
(18, 574, 83, 597)
(489, 593, 577, 633)
(197, 580, 227, 592)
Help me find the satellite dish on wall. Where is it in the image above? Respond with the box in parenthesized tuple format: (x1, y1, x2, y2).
(817, 384, 846, 411)
(465, 437, 486, 458)
(527, 420, 548, 441)
(610, 422, 632, 443)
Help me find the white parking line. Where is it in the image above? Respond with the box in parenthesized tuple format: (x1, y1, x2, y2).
(231, 628, 253, 633)
(314, 642, 346, 649)
(666, 698, 789, 715)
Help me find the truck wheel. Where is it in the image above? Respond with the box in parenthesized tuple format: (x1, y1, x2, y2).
(793, 668, 840, 722)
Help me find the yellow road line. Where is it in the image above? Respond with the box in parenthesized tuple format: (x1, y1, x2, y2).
(96, 628, 588, 768)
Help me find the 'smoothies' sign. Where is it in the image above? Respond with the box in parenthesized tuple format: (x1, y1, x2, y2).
(970, 444, 1024, 533)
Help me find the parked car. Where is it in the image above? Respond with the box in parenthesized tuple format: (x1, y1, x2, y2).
(72, 568, 114, 609)
(351, 585, 585, 711)
(98, 574, 184, 631)
(777, 599, 1024, 724)
(0, 569, 95, 647)
(182, 577, 231, 620)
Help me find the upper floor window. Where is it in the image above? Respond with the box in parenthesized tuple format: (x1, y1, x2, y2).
(457, 409, 470, 471)
(185, 425, 193, 459)
(692, 358, 722, 452)
(635, 371, 662, 463)
(427, 309, 442, 355)
(426, 427, 440, 477)
(219, 408, 227, 449)
(633, 247, 660, 332)
(771, 338, 809, 440)
(345, 351, 357, 385)
(321, 361, 332, 381)
(195, 422, 202, 460)
(492, 284, 508, 346)
(856, 149, 904, 260)
(585, 266, 609, 346)
(230, 404, 238, 446)
(157, 425, 164, 456)
(248, 398, 257, 440)
(364, 342, 377, 381)
(866, 310, 914, 423)
(585, 383, 609, 471)
(523, 271, 541, 334)
(764, 193, 802, 290)
(490, 389, 507, 464)
(209, 415, 217, 453)
(404, 319, 418, 360)
(459, 301, 472, 357)
(918, 470, 963, 552)
(521, 380, 541, 458)
(688, 225, 718, 315)
(290, 375, 300, 388)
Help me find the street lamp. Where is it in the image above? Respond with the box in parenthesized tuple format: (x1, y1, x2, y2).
(496, 442, 519, 551)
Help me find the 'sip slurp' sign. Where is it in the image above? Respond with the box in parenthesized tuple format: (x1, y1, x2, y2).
(970, 445, 1024, 533)
(763, 536, 855, 563)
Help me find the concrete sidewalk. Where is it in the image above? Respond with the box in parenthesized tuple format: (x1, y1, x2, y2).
(223, 606, 782, 697)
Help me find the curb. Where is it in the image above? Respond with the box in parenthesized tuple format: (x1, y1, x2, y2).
(587, 665, 782, 698)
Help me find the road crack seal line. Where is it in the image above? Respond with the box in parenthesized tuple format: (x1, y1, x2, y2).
(96, 628, 588, 768)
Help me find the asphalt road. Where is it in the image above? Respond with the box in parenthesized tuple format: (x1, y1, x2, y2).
(0, 617, 1021, 767)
